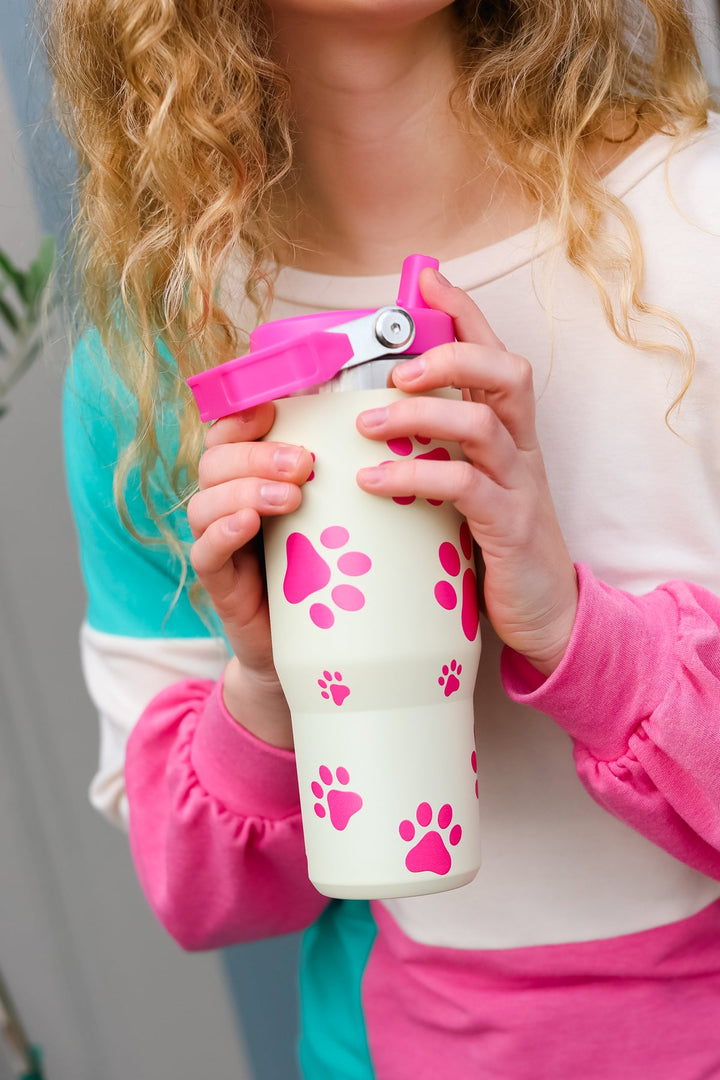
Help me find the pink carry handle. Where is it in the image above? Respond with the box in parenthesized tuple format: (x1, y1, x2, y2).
(396, 253, 435, 309)
(188, 254, 448, 421)
(188, 330, 354, 422)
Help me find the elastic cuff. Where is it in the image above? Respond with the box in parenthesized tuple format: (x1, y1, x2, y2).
(501, 564, 678, 759)
(191, 678, 301, 819)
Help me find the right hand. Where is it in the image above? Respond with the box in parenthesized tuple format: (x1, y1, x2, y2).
(187, 402, 314, 746)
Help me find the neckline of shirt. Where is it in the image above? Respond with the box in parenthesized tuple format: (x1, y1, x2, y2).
(272, 117, 715, 310)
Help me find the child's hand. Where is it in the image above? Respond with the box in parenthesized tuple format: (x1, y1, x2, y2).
(356, 268, 578, 676)
(187, 403, 314, 745)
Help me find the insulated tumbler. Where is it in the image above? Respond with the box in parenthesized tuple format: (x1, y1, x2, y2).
(189, 254, 483, 898)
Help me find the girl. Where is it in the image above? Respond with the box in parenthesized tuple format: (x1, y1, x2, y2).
(50, 0, 720, 1076)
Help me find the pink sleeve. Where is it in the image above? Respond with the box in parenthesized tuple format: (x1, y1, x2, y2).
(125, 677, 329, 950)
(501, 563, 720, 879)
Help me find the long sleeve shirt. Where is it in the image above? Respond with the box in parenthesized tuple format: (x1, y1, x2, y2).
(65, 115, 720, 1079)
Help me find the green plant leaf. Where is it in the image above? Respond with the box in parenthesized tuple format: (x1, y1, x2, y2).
(0, 291, 21, 333)
(0, 237, 57, 418)
(0, 247, 29, 304)
(26, 235, 56, 307)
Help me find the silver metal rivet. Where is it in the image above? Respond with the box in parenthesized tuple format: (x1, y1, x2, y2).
(374, 308, 415, 351)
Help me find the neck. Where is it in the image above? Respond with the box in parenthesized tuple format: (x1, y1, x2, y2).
(269, 8, 532, 274)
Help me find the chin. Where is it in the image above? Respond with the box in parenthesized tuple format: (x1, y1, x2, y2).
(267, 0, 456, 20)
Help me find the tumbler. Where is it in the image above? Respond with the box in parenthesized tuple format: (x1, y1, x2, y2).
(189, 254, 482, 898)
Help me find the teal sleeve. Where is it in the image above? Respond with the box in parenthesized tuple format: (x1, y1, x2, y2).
(63, 330, 220, 640)
(299, 900, 376, 1079)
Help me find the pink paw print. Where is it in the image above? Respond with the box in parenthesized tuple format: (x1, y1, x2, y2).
(283, 526, 372, 629)
(399, 801, 462, 876)
(312, 766, 363, 830)
(434, 521, 479, 642)
(385, 435, 451, 506)
(318, 670, 350, 706)
(438, 659, 462, 697)
(471, 749, 479, 799)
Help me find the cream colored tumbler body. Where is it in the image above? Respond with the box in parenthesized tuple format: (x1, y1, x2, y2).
(263, 381, 483, 899)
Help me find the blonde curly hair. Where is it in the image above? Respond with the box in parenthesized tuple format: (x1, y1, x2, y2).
(45, 0, 712, 568)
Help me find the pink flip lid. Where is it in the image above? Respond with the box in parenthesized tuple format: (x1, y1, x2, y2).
(187, 254, 454, 421)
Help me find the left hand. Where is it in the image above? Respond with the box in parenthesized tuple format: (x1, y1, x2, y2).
(356, 267, 578, 676)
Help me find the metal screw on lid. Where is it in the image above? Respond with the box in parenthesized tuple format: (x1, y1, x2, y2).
(373, 307, 415, 351)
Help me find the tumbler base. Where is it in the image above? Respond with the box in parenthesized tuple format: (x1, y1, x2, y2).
(311, 866, 479, 900)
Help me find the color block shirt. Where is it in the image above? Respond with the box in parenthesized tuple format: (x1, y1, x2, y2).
(64, 117, 720, 1078)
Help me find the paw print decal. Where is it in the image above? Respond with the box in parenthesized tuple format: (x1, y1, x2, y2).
(438, 659, 462, 697)
(312, 766, 363, 830)
(318, 670, 350, 706)
(283, 526, 372, 629)
(434, 521, 479, 642)
(399, 801, 462, 876)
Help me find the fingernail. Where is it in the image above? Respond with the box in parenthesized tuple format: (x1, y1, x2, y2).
(396, 356, 424, 382)
(432, 268, 452, 287)
(274, 445, 302, 474)
(360, 406, 389, 428)
(228, 511, 249, 534)
(261, 482, 290, 506)
(357, 465, 387, 487)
